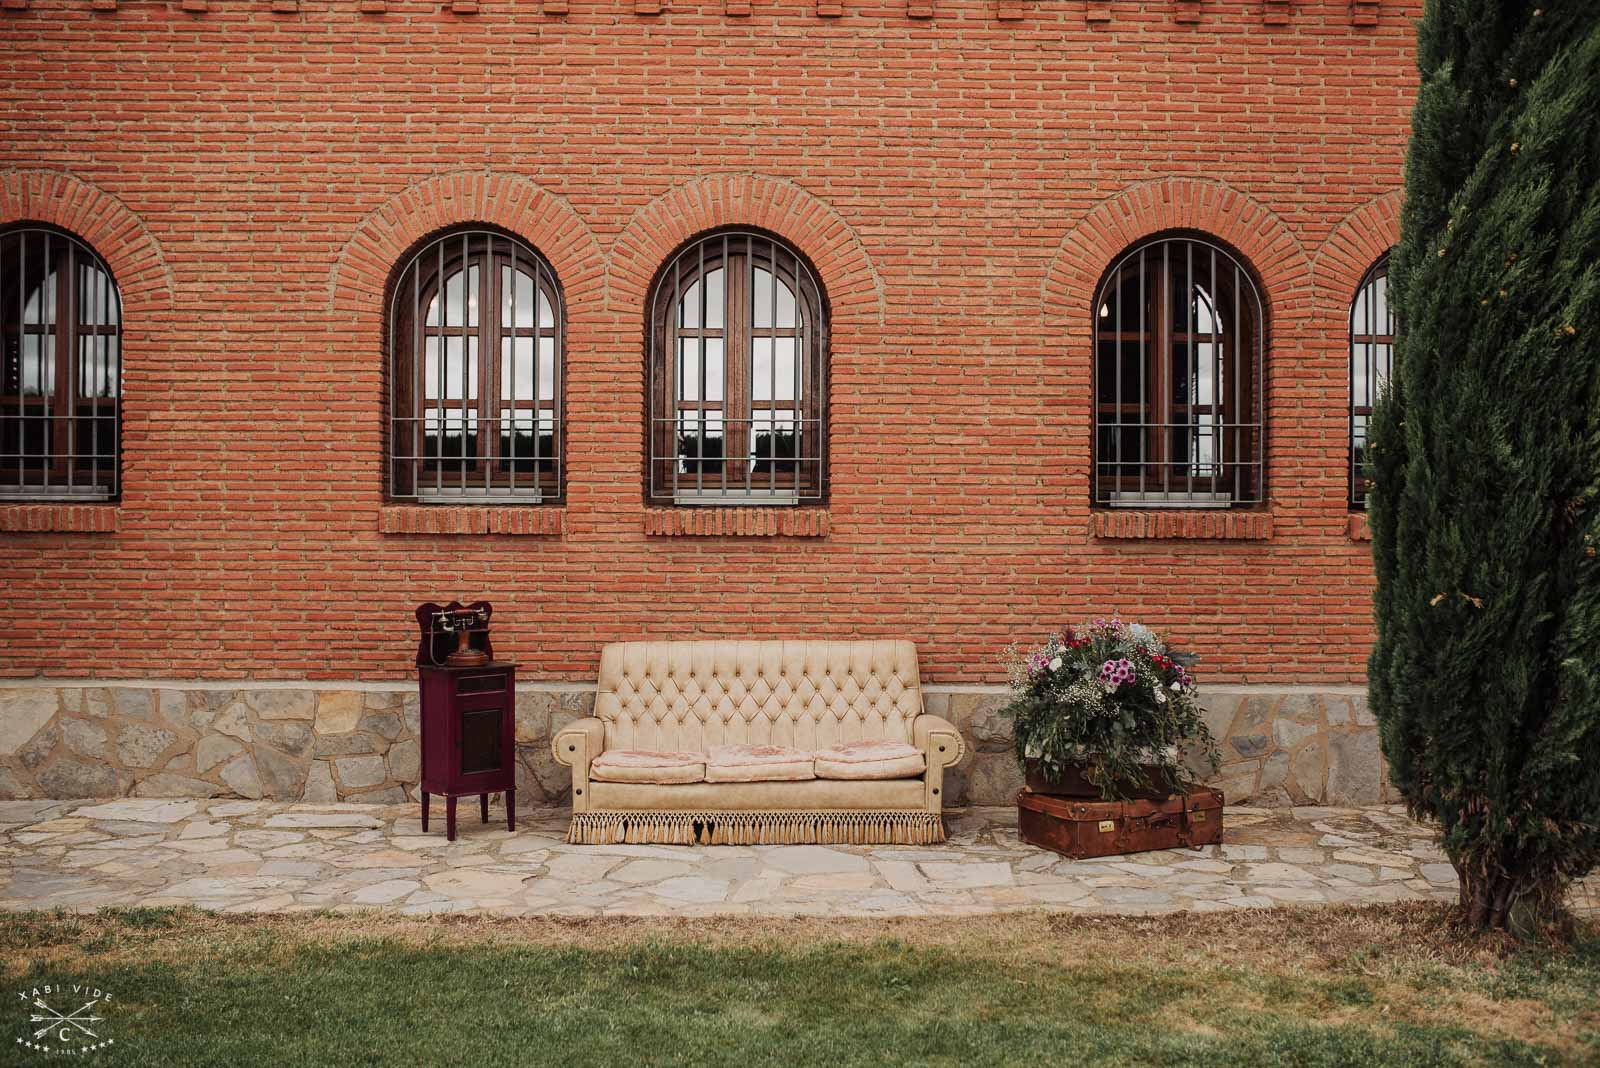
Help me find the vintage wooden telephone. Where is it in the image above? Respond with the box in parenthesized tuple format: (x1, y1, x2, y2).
(414, 601, 494, 668)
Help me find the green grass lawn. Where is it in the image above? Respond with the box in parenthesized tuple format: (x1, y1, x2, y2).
(2, 905, 1596, 1067)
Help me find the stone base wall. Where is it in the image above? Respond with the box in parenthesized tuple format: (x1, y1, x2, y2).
(0, 682, 1388, 807)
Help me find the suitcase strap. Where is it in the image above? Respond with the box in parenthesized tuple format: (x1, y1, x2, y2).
(1111, 799, 1195, 849)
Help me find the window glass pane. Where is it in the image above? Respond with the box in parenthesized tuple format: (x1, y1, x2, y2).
(1193, 343, 1217, 406)
(425, 266, 478, 328)
(424, 336, 478, 400)
(77, 334, 118, 399)
(20, 333, 53, 396)
(677, 412, 724, 473)
(79, 263, 117, 325)
(1191, 414, 1218, 476)
(1193, 286, 1221, 335)
(1095, 339, 1142, 405)
(538, 337, 556, 402)
(752, 408, 798, 470)
(501, 337, 534, 402)
(677, 337, 701, 402)
(751, 338, 797, 403)
(753, 268, 797, 329)
(704, 338, 724, 402)
(502, 267, 535, 330)
(678, 268, 725, 331)
(680, 278, 700, 329)
(22, 271, 54, 326)
(423, 407, 479, 461)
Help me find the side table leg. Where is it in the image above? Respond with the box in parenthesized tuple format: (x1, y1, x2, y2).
(421, 791, 429, 833)
(446, 796, 457, 842)
(480, 793, 489, 824)
(506, 788, 516, 833)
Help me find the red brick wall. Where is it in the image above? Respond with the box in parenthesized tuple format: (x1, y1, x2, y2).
(0, 0, 1418, 685)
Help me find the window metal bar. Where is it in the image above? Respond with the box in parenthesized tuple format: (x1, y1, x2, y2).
(767, 237, 777, 494)
(483, 234, 494, 497)
(701, 234, 710, 497)
(1233, 258, 1242, 503)
(1113, 259, 1123, 495)
(671, 249, 681, 500)
(792, 242, 803, 495)
(64, 234, 76, 493)
(88, 249, 98, 494)
(460, 231, 470, 496)
(1184, 239, 1193, 502)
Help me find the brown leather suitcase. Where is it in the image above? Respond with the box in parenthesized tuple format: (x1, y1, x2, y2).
(1016, 786, 1224, 859)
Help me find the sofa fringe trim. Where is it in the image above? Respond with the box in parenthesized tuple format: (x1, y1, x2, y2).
(566, 809, 946, 846)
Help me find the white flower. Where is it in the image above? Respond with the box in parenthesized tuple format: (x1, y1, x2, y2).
(1170, 681, 1182, 691)
(1049, 657, 1063, 672)
(1154, 688, 1167, 704)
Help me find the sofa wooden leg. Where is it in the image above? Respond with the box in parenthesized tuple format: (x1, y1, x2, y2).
(446, 796, 457, 842)
(506, 788, 516, 832)
(421, 791, 429, 832)
(480, 793, 489, 824)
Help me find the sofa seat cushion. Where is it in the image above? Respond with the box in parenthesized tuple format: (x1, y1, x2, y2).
(814, 740, 926, 780)
(591, 749, 707, 785)
(706, 744, 816, 783)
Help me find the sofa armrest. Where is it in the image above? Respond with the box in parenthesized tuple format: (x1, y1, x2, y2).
(552, 717, 607, 813)
(912, 713, 964, 813)
(913, 713, 965, 768)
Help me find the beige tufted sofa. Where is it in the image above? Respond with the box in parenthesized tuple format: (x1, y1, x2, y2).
(552, 639, 965, 845)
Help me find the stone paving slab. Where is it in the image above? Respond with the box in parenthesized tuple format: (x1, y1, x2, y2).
(2, 799, 1596, 918)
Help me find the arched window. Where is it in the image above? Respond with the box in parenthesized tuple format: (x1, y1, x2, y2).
(1091, 235, 1265, 507)
(1349, 254, 1393, 509)
(648, 230, 827, 505)
(1, 227, 121, 500)
(388, 229, 563, 503)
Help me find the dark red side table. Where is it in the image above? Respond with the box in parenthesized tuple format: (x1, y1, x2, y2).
(418, 662, 517, 840)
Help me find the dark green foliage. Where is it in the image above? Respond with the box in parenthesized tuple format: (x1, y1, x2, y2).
(1370, 0, 1600, 931)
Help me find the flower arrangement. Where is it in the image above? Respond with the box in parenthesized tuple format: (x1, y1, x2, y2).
(1001, 618, 1219, 800)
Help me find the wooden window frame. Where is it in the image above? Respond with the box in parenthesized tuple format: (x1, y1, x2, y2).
(1091, 235, 1265, 508)
(0, 226, 121, 501)
(1349, 254, 1393, 510)
(647, 230, 828, 505)
(388, 230, 564, 504)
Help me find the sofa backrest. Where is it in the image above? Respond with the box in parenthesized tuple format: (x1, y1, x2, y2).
(594, 639, 924, 754)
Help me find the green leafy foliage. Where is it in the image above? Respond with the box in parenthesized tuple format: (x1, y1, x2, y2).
(998, 619, 1218, 800)
(1370, 0, 1600, 931)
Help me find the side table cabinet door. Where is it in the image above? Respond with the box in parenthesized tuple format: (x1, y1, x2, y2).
(458, 700, 504, 778)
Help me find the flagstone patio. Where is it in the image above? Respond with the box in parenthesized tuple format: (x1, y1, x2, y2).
(12, 798, 1565, 918)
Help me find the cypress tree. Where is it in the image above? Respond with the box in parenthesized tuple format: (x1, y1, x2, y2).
(1369, 0, 1600, 933)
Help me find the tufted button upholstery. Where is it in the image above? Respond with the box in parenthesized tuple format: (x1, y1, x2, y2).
(595, 639, 924, 754)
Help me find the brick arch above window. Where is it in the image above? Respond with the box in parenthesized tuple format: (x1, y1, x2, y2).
(0, 169, 173, 314)
(1311, 189, 1404, 315)
(1043, 177, 1311, 330)
(606, 173, 884, 327)
(327, 171, 602, 319)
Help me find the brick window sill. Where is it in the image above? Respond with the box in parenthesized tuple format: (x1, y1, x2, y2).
(378, 505, 565, 536)
(1348, 513, 1372, 542)
(0, 503, 120, 534)
(645, 507, 830, 538)
(1091, 510, 1272, 541)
